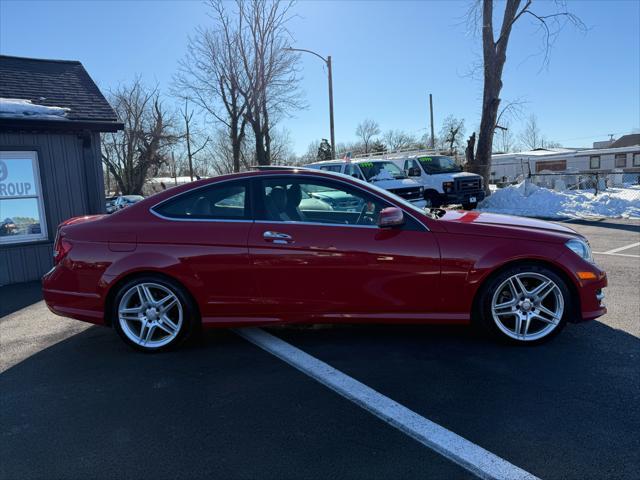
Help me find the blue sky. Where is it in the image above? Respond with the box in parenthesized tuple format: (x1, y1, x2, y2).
(1, 0, 638, 154)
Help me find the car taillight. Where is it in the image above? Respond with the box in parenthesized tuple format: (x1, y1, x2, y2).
(53, 235, 72, 264)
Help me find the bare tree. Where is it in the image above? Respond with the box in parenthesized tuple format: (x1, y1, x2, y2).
(382, 129, 417, 151)
(519, 114, 544, 150)
(465, 0, 585, 192)
(179, 98, 210, 180)
(101, 79, 177, 195)
(439, 115, 466, 155)
(494, 121, 518, 153)
(356, 119, 381, 153)
(175, 1, 247, 172)
(236, 0, 303, 165)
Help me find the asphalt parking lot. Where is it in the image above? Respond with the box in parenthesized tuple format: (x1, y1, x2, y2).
(1, 218, 638, 480)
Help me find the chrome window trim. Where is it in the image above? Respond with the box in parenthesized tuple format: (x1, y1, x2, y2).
(253, 220, 378, 230)
(149, 172, 430, 231)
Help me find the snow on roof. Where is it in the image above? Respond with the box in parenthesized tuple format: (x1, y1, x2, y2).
(0, 98, 69, 120)
(147, 176, 202, 184)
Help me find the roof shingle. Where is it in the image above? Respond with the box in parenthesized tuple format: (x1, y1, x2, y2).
(0, 55, 120, 124)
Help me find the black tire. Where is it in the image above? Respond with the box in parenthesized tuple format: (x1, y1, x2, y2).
(424, 191, 442, 208)
(112, 275, 197, 353)
(462, 202, 477, 210)
(476, 264, 571, 345)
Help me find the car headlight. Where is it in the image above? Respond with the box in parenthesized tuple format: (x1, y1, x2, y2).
(442, 181, 454, 193)
(566, 238, 593, 262)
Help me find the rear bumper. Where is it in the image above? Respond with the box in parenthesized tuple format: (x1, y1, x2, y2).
(42, 266, 106, 325)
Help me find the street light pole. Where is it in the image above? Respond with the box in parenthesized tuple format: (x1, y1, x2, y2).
(327, 55, 335, 159)
(285, 47, 335, 158)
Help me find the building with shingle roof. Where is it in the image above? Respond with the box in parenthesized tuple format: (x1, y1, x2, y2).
(0, 55, 122, 285)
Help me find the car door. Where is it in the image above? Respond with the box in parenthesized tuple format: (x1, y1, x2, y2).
(147, 179, 260, 320)
(247, 175, 442, 322)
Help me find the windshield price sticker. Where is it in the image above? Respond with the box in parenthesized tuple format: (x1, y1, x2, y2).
(359, 162, 374, 168)
(420, 157, 433, 162)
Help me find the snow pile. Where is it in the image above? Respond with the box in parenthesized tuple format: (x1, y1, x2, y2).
(0, 98, 69, 120)
(479, 181, 640, 219)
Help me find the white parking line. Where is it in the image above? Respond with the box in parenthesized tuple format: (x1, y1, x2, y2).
(234, 327, 539, 480)
(594, 251, 640, 258)
(601, 242, 640, 255)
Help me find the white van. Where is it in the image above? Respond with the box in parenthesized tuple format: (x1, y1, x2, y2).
(388, 154, 485, 209)
(307, 159, 427, 208)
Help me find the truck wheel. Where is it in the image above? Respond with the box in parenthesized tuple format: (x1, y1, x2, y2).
(424, 191, 442, 208)
(462, 202, 477, 210)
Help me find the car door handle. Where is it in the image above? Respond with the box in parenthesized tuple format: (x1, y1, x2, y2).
(263, 231, 293, 244)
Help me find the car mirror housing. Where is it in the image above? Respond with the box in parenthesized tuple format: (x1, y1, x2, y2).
(378, 207, 405, 228)
(408, 167, 421, 177)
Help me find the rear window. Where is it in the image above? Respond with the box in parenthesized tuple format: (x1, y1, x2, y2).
(154, 181, 248, 220)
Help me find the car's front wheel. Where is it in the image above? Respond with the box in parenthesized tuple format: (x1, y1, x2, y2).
(112, 276, 194, 352)
(478, 265, 571, 344)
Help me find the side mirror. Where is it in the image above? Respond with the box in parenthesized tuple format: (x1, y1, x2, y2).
(408, 167, 421, 177)
(378, 207, 405, 228)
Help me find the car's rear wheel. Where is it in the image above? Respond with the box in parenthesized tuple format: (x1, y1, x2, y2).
(478, 265, 570, 344)
(113, 276, 194, 352)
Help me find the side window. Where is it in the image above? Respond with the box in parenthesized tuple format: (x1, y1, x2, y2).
(154, 181, 248, 220)
(589, 156, 600, 169)
(258, 177, 387, 226)
(345, 164, 364, 180)
(319, 165, 342, 173)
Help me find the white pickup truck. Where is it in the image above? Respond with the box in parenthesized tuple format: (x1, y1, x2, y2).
(388, 154, 485, 209)
(306, 159, 427, 208)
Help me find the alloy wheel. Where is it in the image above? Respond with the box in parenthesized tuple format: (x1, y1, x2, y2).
(118, 282, 183, 349)
(491, 272, 564, 342)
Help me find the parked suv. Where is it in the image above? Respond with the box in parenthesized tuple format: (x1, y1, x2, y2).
(389, 155, 485, 209)
(307, 159, 426, 208)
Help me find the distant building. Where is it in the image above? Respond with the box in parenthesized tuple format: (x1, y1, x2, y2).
(490, 135, 640, 183)
(0, 55, 122, 286)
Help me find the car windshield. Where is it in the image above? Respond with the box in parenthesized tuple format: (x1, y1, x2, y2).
(358, 161, 406, 181)
(417, 156, 461, 173)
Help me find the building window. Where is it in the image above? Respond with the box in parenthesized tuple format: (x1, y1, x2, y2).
(615, 154, 627, 168)
(589, 156, 600, 169)
(0, 151, 48, 244)
(633, 153, 640, 167)
(535, 160, 567, 172)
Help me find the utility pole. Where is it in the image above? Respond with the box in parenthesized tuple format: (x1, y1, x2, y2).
(429, 93, 435, 150)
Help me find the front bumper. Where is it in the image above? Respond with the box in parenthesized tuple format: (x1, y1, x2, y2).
(443, 190, 486, 205)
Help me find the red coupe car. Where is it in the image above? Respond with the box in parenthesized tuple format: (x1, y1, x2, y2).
(43, 168, 607, 352)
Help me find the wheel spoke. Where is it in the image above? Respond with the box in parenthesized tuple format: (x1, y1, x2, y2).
(513, 314, 523, 336)
(537, 283, 557, 302)
(513, 275, 529, 296)
(159, 314, 179, 334)
(142, 324, 156, 344)
(157, 295, 177, 311)
(530, 279, 551, 297)
(522, 315, 532, 336)
(137, 285, 154, 305)
(531, 312, 556, 325)
(534, 305, 561, 324)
